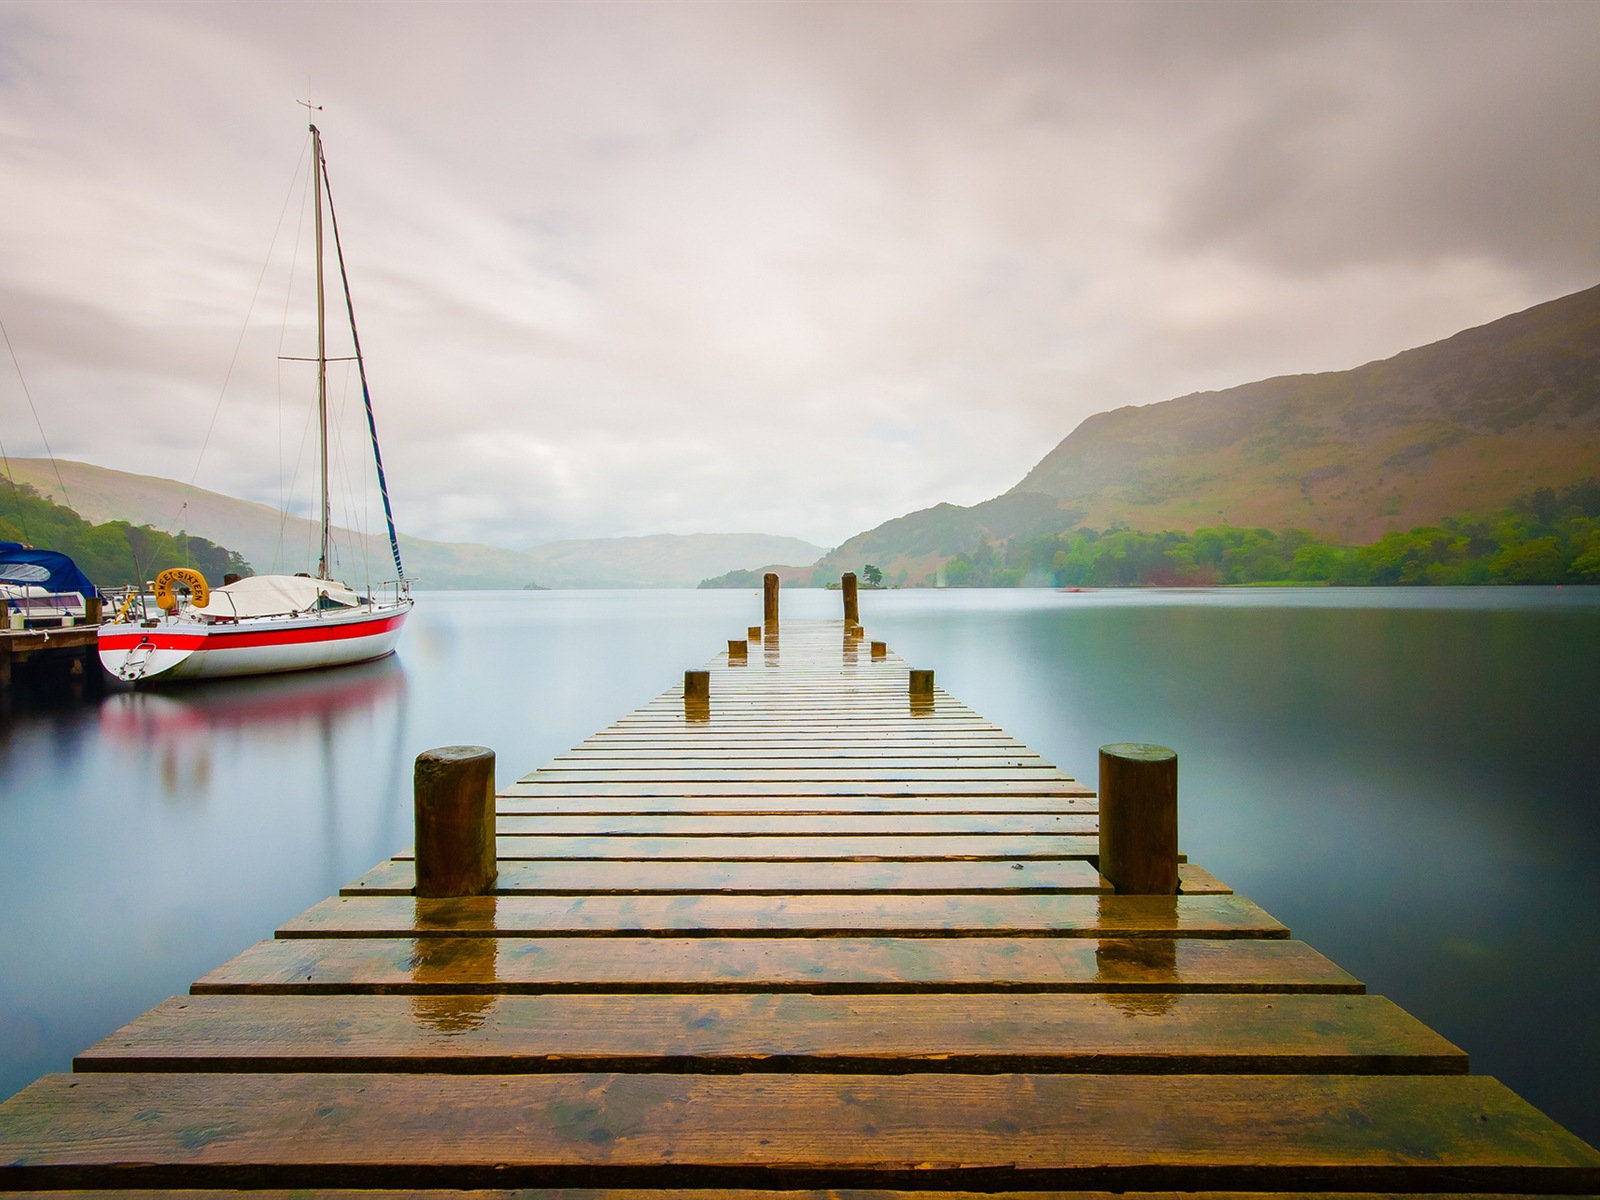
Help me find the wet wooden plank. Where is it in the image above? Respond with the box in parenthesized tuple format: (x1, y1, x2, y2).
(558, 747, 1042, 759)
(397, 834, 1109, 861)
(4, 1072, 1595, 1191)
(340, 858, 1110, 896)
(1178, 863, 1234, 895)
(550, 761, 1049, 771)
(521, 769, 1076, 784)
(190, 935, 1360, 994)
(278, 893, 1287, 939)
(503, 781, 1096, 797)
(1, 1192, 1586, 1200)
(494, 795, 1097, 815)
(77, 992, 1460, 1075)
(493, 813, 1101, 835)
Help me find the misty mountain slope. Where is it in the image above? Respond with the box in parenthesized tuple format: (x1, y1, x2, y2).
(1011, 283, 1600, 542)
(0, 459, 822, 588)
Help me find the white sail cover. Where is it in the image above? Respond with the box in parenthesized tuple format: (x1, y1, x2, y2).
(193, 575, 359, 619)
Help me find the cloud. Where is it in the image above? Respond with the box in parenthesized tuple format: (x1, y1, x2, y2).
(2, 0, 1597, 551)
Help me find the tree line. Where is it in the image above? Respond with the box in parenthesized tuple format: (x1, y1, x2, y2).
(938, 480, 1600, 587)
(1, 480, 251, 588)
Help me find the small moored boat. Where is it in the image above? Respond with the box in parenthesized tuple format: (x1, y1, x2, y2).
(98, 122, 412, 684)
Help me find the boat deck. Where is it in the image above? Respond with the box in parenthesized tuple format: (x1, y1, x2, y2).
(2, 615, 1597, 1195)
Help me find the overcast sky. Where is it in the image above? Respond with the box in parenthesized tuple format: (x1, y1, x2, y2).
(2, 1, 1598, 551)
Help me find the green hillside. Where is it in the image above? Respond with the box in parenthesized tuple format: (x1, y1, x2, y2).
(1012, 282, 1600, 541)
(0, 481, 248, 588)
(812, 283, 1600, 583)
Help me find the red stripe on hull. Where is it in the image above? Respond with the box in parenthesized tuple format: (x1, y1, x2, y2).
(100, 612, 406, 652)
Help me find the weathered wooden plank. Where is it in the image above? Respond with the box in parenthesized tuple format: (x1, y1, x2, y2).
(190, 935, 1360, 994)
(558, 748, 1042, 760)
(340, 858, 1109, 896)
(18, 1195, 1538, 1200)
(1178, 863, 1234, 895)
(397, 834, 1109, 861)
(494, 813, 1101, 835)
(4, 1072, 1595, 1191)
(521, 768, 1075, 783)
(77, 992, 1460, 1075)
(278, 893, 1287, 939)
(547, 756, 1049, 769)
(495, 795, 1097, 815)
(503, 781, 1096, 797)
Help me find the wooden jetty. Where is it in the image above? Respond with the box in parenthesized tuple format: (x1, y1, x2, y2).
(0, 623, 99, 698)
(3, 575, 1598, 1194)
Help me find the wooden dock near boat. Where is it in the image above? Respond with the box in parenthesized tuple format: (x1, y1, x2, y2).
(2, 576, 1598, 1194)
(0, 622, 99, 697)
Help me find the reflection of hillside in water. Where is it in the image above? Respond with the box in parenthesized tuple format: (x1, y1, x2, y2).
(98, 658, 409, 809)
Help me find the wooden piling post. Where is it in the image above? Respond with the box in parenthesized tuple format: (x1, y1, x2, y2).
(728, 639, 748, 662)
(841, 572, 859, 625)
(909, 668, 934, 696)
(685, 670, 709, 704)
(871, 640, 886, 659)
(763, 573, 780, 624)
(1098, 742, 1179, 895)
(84, 596, 103, 625)
(413, 746, 498, 898)
(748, 625, 761, 642)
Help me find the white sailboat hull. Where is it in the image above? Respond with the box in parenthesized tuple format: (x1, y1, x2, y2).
(98, 602, 410, 683)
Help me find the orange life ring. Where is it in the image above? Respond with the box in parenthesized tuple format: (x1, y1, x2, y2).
(154, 567, 210, 612)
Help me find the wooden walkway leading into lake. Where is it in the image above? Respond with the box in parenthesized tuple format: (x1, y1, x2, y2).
(3, 612, 1598, 1195)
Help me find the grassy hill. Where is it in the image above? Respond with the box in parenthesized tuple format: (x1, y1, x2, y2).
(816, 283, 1600, 583)
(1012, 282, 1600, 542)
(0, 460, 822, 589)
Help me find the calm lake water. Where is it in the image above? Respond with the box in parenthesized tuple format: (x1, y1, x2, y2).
(2, 586, 1597, 1143)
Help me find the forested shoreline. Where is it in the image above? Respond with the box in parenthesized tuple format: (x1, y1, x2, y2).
(1, 481, 250, 587)
(935, 481, 1600, 587)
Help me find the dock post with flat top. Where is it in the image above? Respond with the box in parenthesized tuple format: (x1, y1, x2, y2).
(413, 746, 498, 898)
(841, 572, 859, 625)
(763, 573, 779, 624)
(1098, 742, 1179, 895)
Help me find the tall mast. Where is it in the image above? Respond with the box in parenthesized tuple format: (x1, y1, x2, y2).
(311, 123, 331, 581)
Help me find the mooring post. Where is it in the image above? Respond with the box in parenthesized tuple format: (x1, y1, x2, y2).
(763, 573, 780, 624)
(841, 572, 859, 625)
(413, 746, 498, 898)
(871, 640, 886, 659)
(909, 668, 934, 697)
(748, 625, 761, 642)
(84, 596, 103, 625)
(728, 639, 748, 663)
(1098, 743, 1179, 895)
(685, 669, 710, 704)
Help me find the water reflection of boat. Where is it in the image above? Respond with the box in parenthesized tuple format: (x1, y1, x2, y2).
(99, 655, 405, 738)
(98, 655, 409, 837)
(98, 122, 411, 684)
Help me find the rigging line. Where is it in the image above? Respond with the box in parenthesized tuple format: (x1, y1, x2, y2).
(318, 138, 406, 581)
(0, 310, 71, 514)
(173, 137, 314, 541)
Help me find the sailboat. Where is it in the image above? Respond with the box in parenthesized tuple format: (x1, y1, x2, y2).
(98, 124, 413, 684)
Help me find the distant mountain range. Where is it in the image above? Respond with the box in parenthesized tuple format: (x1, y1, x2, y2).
(810, 282, 1600, 583)
(0, 459, 823, 589)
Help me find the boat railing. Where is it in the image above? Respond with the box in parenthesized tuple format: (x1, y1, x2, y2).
(2, 587, 91, 629)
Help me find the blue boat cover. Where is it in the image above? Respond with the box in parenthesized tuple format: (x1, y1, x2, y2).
(0, 541, 99, 598)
